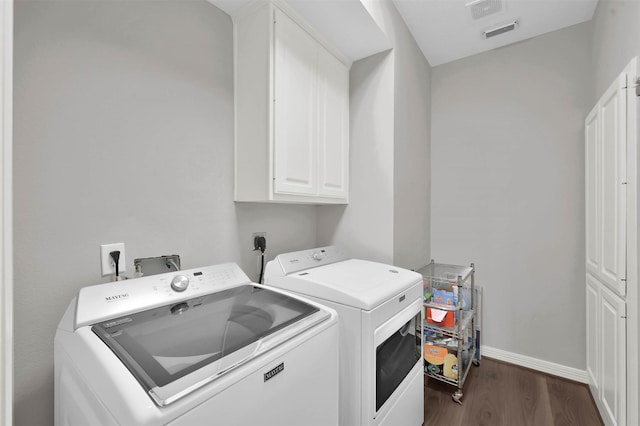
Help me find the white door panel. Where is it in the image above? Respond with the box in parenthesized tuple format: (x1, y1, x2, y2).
(598, 75, 627, 297)
(600, 284, 626, 426)
(586, 274, 600, 395)
(317, 47, 349, 198)
(273, 9, 317, 196)
(586, 106, 600, 276)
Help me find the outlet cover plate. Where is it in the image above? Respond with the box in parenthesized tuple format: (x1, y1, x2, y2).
(101, 243, 126, 276)
(252, 232, 266, 250)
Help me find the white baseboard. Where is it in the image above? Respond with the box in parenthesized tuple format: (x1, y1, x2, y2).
(481, 345, 589, 384)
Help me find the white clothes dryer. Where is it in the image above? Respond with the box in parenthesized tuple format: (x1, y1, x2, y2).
(55, 263, 339, 426)
(264, 246, 424, 426)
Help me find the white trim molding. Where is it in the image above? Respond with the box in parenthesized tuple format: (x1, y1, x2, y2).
(624, 56, 639, 426)
(481, 345, 589, 384)
(1, 0, 13, 424)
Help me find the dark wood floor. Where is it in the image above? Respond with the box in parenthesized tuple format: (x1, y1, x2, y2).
(424, 357, 603, 426)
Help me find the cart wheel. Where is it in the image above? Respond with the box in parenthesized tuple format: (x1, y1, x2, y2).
(452, 390, 463, 405)
(472, 359, 480, 367)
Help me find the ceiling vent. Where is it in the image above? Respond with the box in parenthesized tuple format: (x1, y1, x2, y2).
(466, 0, 504, 21)
(483, 20, 519, 39)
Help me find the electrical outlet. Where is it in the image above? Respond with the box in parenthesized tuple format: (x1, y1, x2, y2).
(252, 232, 267, 251)
(101, 243, 126, 276)
(252, 232, 267, 281)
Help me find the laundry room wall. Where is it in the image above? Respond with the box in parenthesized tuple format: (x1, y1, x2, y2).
(387, 1, 431, 270)
(13, 1, 316, 425)
(430, 22, 590, 370)
(317, 50, 396, 265)
(317, 0, 431, 270)
(590, 0, 640, 104)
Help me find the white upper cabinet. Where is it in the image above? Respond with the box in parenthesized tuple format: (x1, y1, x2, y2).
(234, 2, 349, 204)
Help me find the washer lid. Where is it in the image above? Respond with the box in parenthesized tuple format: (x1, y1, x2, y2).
(91, 284, 329, 406)
(268, 259, 423, 310)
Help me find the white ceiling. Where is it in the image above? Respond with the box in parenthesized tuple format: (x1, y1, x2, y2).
(207, 0, 392, 63)
(208, 0, 598, 67)
(392, 0, 598, 66)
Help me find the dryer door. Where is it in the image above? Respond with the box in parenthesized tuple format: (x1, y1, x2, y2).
(374, 307, 422, 412)
(91, 285, 325, 406)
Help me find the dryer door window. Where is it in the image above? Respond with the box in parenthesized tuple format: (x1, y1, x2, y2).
(375, 311, 422, 411)
(91, 285, 323, 405)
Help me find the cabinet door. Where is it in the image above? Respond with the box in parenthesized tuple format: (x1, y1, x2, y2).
(586, 273, 600, 396)
(273, 9, 318, 196)
(317, 46, 349, 199)
(599, 284, 626, 426)
(585, 106, 600, 276)
(598, 75, 627, 297)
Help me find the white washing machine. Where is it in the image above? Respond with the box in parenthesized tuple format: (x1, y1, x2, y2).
(264, 246, 424, 426)
(55, 263, 339, 426)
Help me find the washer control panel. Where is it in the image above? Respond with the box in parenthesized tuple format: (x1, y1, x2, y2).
(75, 263, 250, 329)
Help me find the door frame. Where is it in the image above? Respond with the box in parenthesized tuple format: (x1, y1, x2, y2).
(1, 0, 13, 424)
(626, 56, 639, 426)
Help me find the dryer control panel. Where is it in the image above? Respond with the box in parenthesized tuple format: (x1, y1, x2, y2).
(74, 263, 251, 329)
(266, 246, 350, 276)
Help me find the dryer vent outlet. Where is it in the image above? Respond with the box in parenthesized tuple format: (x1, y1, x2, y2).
(483, 20, 518, 38)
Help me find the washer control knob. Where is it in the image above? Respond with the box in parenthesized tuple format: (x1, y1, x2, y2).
(171, 275, 189, 292)
(170, 302, 189, 315)
(312, 251, 324, 261)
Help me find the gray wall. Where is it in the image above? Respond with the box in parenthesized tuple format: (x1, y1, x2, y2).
(388, 1, 431, 270)
(430, 22, 590, 369)
(13, 2, 316, 424)
(317, 49, 396, 264)
(590, 0, 640, 103)
(317, 0, 431, 270)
